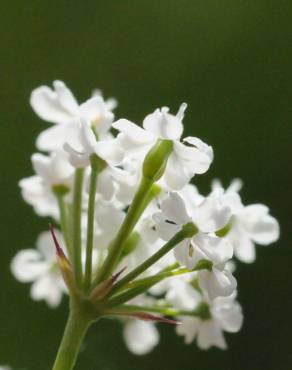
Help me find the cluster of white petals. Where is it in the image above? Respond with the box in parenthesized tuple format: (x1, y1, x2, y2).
(12, 81, 279, 355)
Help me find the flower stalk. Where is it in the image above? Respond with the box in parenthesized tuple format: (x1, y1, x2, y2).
(84, 155, 100, 291)
(53, 185, 72, 259)
(109, 222, 198, 296)
(72, 168, 84, 289)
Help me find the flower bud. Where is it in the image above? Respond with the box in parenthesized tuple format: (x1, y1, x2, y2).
(142, 139, 173, 182)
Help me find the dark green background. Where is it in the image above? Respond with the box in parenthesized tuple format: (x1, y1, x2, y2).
(0, 1, 291, 369)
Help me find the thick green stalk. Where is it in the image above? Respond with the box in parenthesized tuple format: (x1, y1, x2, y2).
(52, 306, 92, 370)
(108, 223, 198, 296)
(84, 156, 99, 291)
(96, 176, 154, 283)
(72, 169, 84, 288)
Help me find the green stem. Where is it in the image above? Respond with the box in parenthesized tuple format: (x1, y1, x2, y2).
(136, 183, 161, 222)
(52, 305, 92, 370)
(124, 267, 190, 290)
(72, 168, 84, 288)
(84, 156, 99, 291)
(108, 223, 198, 297)
(114, 305, 201, 317)
(96, 176, 154, 283)
(55, 192, 72, 260)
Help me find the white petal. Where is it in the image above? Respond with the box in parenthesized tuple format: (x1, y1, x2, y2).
(63, 143, 90, 168)
(241, 205, 280, 245)
(30, 275, 63, 308)
(19, 176, 59, 219)
(113, 119, 154, 144)
(176, 316, 200, 344)
(50, 150, 74, 182)
(97, 169, 115, 200)
(95, 139, 124, 165)
(153, 212, 181, 241)
(162, 153, 190, 190)
(95, 201, 125, 237)
(197, 321, 227, 350)
(160, 192, 190, 225)
(231, 228, 256, 263)
(30, 81, 78, 124)
(178, 184, 205, 214)
(79, 96, 114, 134)
(143, 107, 183, 140)
(174, 239, 205, 269)
(192, 197, 231, 233)
(31, 153, 52, 180)
(166, 280, 201, 310)
(213, 297, 243, 333)
(36, 122, 78, 151)
(53, 80, 79, 114)
(226, 178, 243, 193)
(11, 249, 46, 282)
(174, 140, 212, 174)
(194, 234, 233, 264)
(80, 119, 97, 151)
(199, 267, 237, 300)
(183, 136, 214, 162)
(123, 320, 159, 355)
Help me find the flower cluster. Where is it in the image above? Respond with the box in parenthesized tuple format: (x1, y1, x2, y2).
(12, 81, 279, 355)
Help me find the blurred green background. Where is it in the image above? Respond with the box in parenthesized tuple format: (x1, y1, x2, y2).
(0, 1, 291, 369)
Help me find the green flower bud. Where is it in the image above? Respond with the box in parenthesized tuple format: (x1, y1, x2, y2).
(142, 139, 173, 182)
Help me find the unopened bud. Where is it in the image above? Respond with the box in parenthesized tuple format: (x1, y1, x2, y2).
(143, 139, 173, 182)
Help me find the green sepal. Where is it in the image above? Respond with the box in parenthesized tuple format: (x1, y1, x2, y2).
(215, 217, 234, 237)
(194, 259, 213, 271)
(53, 184, 70, 196)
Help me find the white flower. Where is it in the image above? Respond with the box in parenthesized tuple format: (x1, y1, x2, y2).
(122, 293, 160, 355)
(198, 264, 237, 300)
(166, 278, 202, 310)
(64, 119, 123, 168)
(211, 179, 280, 263)
(154, 192, 236, 299)
(19, 150, 73, 218)
(30, 80, 115, 151)
(123, 319, 159, 355)
(178, 295, 243, 349)
(166, 280, 243, 349)
(11, 231, 66, 307)
(155, 192, 232, 266)
(98, 104, 213, 190)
